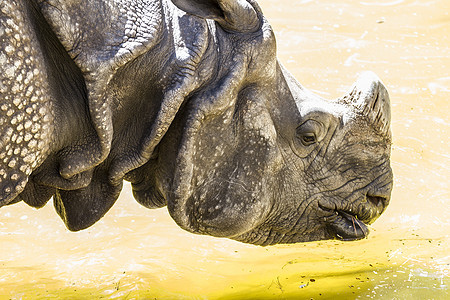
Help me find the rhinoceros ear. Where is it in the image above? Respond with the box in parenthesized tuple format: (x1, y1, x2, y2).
(171, 0, 260, 32)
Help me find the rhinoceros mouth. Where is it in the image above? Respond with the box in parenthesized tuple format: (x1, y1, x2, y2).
(328, 208, 369, 241)
(319, 203, 374, 241)
(318, 192, 389, 241)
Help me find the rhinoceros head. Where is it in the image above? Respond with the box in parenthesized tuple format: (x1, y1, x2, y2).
(128, 0, 393, 244)
(0, 0, 393, 245)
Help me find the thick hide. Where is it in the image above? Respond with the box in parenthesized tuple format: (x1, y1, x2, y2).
(0, 0, 393, 244)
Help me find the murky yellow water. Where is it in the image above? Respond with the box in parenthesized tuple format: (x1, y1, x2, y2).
(1, 0, 449, 299)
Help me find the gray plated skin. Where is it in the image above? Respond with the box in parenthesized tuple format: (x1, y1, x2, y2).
(0, 0, 393, 245)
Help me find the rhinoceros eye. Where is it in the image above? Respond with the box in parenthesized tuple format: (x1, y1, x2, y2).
(300, 132, 316, 146)
(296, 120, 321, 146)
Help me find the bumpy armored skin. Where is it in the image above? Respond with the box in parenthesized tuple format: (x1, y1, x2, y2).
(0, 0, 393, 245)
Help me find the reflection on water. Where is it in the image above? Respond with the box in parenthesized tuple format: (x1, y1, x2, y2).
(1, 0, 449, 299)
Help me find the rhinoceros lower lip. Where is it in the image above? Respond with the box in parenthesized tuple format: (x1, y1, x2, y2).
(319, 204, 369, 241)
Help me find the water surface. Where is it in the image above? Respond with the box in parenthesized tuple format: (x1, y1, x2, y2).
(1, 0, 449, 299)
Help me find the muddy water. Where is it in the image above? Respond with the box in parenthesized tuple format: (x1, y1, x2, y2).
(1, 0, 449, 299)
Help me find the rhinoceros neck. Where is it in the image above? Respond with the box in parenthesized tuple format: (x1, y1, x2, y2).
(161, 0, 221, 90)
(104, 1, 222, 181)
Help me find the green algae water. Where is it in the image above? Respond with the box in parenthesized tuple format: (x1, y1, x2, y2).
(1, 0, 449, 299)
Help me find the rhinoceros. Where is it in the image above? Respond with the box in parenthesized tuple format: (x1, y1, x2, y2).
(0, 0, 392, 245)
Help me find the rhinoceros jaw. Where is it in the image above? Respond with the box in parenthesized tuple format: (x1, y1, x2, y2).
(319, 204, 370, 241)
(332, 210, 369, 241)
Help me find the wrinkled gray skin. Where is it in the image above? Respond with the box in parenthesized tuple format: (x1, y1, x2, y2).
(0, 0, 393, 245)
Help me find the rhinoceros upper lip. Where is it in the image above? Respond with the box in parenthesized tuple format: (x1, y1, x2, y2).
(318, 203, 370, 241)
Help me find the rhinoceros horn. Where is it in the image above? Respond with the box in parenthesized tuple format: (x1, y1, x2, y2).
(344, 72, 391, 137)
(171, 0, 260, 32)
(282, 65, 391, 139)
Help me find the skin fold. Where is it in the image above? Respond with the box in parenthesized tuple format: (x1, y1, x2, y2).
(0, 0, 393, 245)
